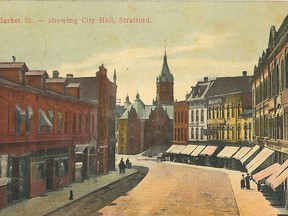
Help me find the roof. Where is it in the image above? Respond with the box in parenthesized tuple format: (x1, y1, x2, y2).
(205, 76, 253, 98)
(46, 78, 67, 83)
(67, 82, 80, 88)
(186, 80, 214, 102)
(0, 77, 94, 106)
(67, 77, 99, 100)
(26, 70, 49, 78)
(0, 62, 29, 71)
(158, 53, 173, 83)
(119, 93, 173, 120)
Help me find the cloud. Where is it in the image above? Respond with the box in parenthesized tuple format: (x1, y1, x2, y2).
(171, 32, 233, 54)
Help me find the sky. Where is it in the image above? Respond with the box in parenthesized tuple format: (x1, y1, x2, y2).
(0, 1, 287, 105)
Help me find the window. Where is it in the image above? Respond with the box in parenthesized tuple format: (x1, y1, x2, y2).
(196, 110, 199, 122)
(72, 113, 76, 133)
(232, 103, 235, 118)
(191, 110, 194, 122)
(38, 109, 53, 134)
(92, 115, 95, 133)
(181, 112, 184, 122)
(55, 157, 69, 176)
(227, 104, 230, 118)
(201, 109, 204, 122)
(200, 127, 203, 140)
(79, 114, 82, 133)
(57, 112, 62, 132)
(32, 161, 46, 181)
(174, 112, 177, 123)
(64, 112, 69, 134)
(47, 110, 54, 133)
(191, 127, 194, 140)
(85, 114, 89, 132)
(15, 105, 25, 134)
(25, 106, 33, 134)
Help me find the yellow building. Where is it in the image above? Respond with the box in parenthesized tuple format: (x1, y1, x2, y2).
(206, 73, 253, 145)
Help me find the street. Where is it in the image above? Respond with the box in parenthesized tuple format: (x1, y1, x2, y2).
(99, 158, 239, 216)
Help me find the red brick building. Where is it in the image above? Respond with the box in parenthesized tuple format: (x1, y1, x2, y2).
(67, 64, 117, 173)
(155, 51, 174, 105)
(145, 104, 173, 149)
(0, 62, 97, 209)
(173, 101, 189, 145)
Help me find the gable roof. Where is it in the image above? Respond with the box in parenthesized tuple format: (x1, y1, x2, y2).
(205, 76, 253, 98)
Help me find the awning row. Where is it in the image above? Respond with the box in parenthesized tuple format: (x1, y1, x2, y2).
(252, 159, 288, 191)
(166, 144, 256, 160)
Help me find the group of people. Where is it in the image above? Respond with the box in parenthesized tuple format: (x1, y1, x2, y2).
(118, 158, 130, 173)
(240, 173, 251, 189)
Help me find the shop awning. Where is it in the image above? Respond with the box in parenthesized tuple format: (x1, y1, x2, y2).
(252, 163, 281, 183)
(270, 169, 288, 190)
(75, 144, 90, 153)
(246, 148, 274, 174)
(266, 159, 288, 186)
(190, 145, 206, 156)
(232, 147, 252, 160)
(166, 145, 178, 153)
(38, 109, 52, 127)
(217, 146, 240, 158)
(199, 146, 218, 156)
(169, 145, 187, 154)
(240, 145, 260, 164)
(181, 145, 198, 155)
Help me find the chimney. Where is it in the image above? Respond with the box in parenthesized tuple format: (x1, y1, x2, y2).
(53, 70, 59, 78)
(204, 77, 208, 82)
(66, 74, 73, 78)
(242, 71, 247, 77)
(12, 56, 16, 62)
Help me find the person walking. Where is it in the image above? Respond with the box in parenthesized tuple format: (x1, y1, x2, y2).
(126, 158, 130, 169)
(240, 174, 245, 189)
(245, 173, 251, 189)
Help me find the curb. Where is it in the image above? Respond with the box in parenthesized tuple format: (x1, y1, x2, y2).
(44, 170, 139, 216)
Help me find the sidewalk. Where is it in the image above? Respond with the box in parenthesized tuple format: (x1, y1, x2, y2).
(0, 168, 138, 216)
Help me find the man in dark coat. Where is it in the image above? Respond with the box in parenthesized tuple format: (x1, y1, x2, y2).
(245, 173, 251, 189)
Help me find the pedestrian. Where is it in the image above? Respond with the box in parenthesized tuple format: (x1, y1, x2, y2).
(240, 174, 245, 189)
(69, 190, 74, 200)
(245, 173, 251, 189)
(121, 159, 126, 173)
(118, 161, 122, 173)
(126, 158, 130, 169)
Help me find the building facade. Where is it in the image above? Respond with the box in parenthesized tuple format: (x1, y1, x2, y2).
(67, 64, 117, 173)
(0, 62, 97, 209)
(173, 101, 189, 145)
(253, 15, 288, 160)
(186, 77, 214, 143)
(206, 73, 253, 145)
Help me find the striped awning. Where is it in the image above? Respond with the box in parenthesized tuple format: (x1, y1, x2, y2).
(246, 148, 274, 174)
(199, 146, 218, 156)
(181, 145, 198, 155)
(190, 145, 206, 156)
(270, 169, 288, 190)
(166, 145, 178, 153)
(232, 147, 252, 160)
(252, 163, 281, 183)
(217, 146, 240, 158)
(240, 145, 260, 164)
(169, 145, 187, 154)
(266, 159, 288, 186)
